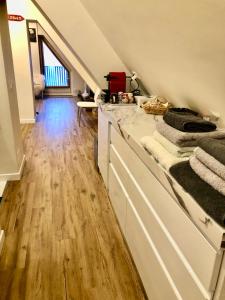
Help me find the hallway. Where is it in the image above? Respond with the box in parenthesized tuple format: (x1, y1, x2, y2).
(0, 98, 146, 300)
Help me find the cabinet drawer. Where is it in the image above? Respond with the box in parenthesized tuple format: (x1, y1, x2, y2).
(126, 199, 180, 300)
(108, 163, 127, 233)
(110, 126, 222, 293)
(110, 144, 211, 299)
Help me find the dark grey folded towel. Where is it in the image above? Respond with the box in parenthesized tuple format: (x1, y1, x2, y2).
(156, 121, 225, 147)
(164, 108, 217, 132)
(170, 161, 225, 227)
(199, 138, 225, 166)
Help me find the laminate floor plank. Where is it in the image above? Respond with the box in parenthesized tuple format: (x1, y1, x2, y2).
(0, 97, 147, 300)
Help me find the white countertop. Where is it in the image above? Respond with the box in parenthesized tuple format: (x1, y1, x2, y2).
(100, 103, 225, 247)
(101, 103, 161, 139)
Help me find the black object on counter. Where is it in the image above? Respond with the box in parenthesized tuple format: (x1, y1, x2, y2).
(170, 161, 225, 227)
(199, 137, 225, 166)
(101, 89, 110, 102)
(164, 108, 217, 132)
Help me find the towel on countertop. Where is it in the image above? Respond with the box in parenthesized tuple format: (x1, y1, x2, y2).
(198, 138, 225, 166)
(163, 108, 217, 132)
(156, 121, 225, 147)
(140, 136, 188, 170)
(169, 161, 225, 227)
(190, 156, 225, 196)
(153, 131, 195, 158)
(195, 147, 225, 180)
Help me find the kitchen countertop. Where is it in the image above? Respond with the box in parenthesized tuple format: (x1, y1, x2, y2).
(100, 103, 225, 246)
(100, 103, 162, 166)
(101, 103, 160, 139)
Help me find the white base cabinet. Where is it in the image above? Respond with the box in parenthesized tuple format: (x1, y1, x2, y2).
(98, 110, 225, 300)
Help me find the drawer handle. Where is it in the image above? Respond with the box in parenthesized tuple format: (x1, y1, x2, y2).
(199, 217, 211, 226)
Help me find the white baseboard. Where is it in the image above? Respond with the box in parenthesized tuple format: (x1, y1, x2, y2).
(0, 230, 5, 256)
(45, 93, 73, 97)
(0, 181, 7, 197)
(20, 118, 35, 124)
(0, 155, 26, 181)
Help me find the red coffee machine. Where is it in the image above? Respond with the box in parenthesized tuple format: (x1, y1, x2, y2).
(104, 72, 126, 94)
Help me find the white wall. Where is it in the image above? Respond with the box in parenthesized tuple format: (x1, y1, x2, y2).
(26, 0, 99, 93)
(29, 22, 72, 96)
(29, 21, 40, 76)
(7, 0, 35, 123)
(0, 1, 24, 176)
(71, 69, 85, 95)
(80, 0, 225, 125)
(31, 0, 129, 89)
(34, 22, 85, 96)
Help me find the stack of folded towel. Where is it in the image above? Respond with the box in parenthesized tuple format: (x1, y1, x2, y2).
(140, 135, 187, 170)
(170, 138, 225, 226)
(140, 108, 223, 170)
(163, 107, 216, 133)
(190, 138, 225, 196)
(169, 160, 225, 227)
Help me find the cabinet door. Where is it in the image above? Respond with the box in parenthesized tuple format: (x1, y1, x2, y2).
(98, 109, 110, 187)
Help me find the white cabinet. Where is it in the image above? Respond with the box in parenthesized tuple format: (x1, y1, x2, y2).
(110, 127, 222, 294)
(98, 109, 110, 188)
(98, 110, 225, 300)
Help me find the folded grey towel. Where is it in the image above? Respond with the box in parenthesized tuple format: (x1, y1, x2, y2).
(198, 138, 225, 166)
(156, 121, 225, 147)
(170, 161, 225, 227)
(164, 108, 216, 132)
(195, 147, 225, 180)
(190, 156, 225, 196)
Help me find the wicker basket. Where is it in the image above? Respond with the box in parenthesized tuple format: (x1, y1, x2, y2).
(141, 98, 171, 115)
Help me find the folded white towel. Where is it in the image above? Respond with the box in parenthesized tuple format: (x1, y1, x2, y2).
(195, 147, 225, 180)
(190, 156, 225, 196)
(140, 136, 188, 170)
(153, 131, 195, 158)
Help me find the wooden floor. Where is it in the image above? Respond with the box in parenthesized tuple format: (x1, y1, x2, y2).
(0, 97, 147, 300)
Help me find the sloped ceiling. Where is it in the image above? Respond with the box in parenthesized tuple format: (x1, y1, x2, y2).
(27, 0, 97, 92)
(32, 0, 129, 89)
(80, 0, 225, 123)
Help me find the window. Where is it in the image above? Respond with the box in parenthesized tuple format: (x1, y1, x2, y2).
(41, 40, 70, 88)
